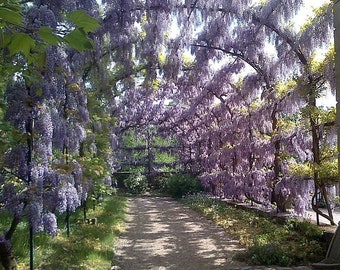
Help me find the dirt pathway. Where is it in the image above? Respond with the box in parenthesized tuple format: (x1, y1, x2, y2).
(113, 196, 246, 270)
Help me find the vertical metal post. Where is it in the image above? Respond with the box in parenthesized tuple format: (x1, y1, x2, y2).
(29, 226, 34, 270)
(66, 207, 70, 237)
(315, 186, 320, 225)
(26, 116, 34, 270)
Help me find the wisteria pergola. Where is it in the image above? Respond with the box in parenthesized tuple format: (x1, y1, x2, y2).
(0, 1, 337, 269)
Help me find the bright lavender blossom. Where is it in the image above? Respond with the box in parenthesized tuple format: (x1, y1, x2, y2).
(56, 183, 81, 213)
(27, 201, 44, 233)
(43, 212, 58, 236)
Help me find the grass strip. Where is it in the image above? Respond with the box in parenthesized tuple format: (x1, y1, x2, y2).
(181, 194, 328, 266)
(3, 195, 127, 270)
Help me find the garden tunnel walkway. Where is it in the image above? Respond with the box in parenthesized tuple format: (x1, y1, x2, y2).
(112, 196, 312, 270)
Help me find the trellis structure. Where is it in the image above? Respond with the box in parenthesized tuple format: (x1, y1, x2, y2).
(116, 128, 180, 174)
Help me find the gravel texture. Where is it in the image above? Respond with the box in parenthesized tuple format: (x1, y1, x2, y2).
(113, 196, 312, 270)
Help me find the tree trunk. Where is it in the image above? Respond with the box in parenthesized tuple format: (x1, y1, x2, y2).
(0, 215, 22, 270)
(0, 242, 17, 270)
(310, 108, 335, 225)
(270, 104, 288, 213)
(312, 185, 336, 225)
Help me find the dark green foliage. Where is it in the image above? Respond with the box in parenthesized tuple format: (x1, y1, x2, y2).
(286, 219, 323, 239)
(238, 218, 326, 266)
(123, 172, 149, 194)
(247, 243, 292, 266)
(249, 219, 325, 265)
(149, 174, 168, 190)
(165, 174, 202, 198)
(246, 225, 325, 266)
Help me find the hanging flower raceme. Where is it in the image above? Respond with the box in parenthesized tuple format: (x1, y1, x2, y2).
(56, 182, 81, 213)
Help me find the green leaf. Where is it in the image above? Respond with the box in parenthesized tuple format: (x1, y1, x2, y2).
(35, 88, 43, 97)
(68, 10, 100, 33)
(0, 32, 10, 48)
(8, 33, 35, 57)
(26, 49, 46, 68)
(63, 29, 93, 51)
(38, 26, 60, 45)
(0, 7, 23, 26)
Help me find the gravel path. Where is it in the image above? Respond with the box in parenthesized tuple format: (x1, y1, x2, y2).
(112, 196, 313, 270)
(113, 196, 247, 270)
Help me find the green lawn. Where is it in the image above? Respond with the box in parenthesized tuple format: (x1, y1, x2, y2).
(3, 195, 127, 270)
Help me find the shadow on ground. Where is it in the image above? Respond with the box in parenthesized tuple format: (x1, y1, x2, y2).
(113, 196, 246, 270)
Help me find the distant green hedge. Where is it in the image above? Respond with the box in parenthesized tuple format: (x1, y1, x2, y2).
(165, 173, 202, 198)
(123, 172, 148, 194)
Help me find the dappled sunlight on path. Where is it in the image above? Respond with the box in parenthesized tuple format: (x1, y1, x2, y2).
(113, 197, 246, 270)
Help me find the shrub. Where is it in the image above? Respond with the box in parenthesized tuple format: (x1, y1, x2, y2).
(245, 219, 326, 266)
(285, 219, 323, 239)
(248, 242, 293, 266)
(148, 173, 168, 190)
(123, 172, 148, 194)
(165, 173, 202, 198)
